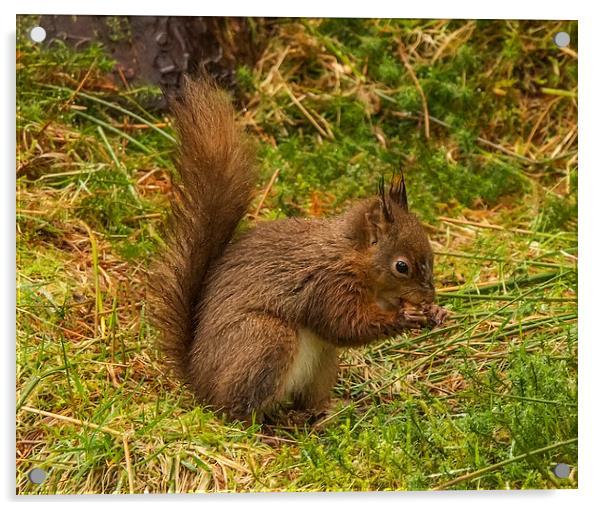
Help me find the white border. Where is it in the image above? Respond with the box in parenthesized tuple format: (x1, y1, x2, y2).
(3, 1, 599, 509)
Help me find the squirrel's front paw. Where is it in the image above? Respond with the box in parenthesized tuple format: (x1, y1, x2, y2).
(397, 307, 428, 329)
(424, 303, 449, 328)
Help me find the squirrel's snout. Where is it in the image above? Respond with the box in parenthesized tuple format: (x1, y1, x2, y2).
(421, 285, 436, 304)
(404, 286, 435, 307)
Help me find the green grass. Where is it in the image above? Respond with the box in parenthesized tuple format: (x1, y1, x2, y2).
(16, 17, 577, 493)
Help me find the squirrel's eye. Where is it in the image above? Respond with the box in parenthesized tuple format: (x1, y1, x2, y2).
(395, 260, 409, 275)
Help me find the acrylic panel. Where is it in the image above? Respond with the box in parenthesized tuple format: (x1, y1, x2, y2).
(16, 15, 578, 494)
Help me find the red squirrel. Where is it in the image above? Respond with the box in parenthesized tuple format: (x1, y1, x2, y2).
(151, 78, 448, 422)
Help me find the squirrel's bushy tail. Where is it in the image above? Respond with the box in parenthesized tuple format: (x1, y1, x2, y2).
(151, 77, 257, 381)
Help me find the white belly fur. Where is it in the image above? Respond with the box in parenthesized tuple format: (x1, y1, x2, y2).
(282, 328, 328, 398)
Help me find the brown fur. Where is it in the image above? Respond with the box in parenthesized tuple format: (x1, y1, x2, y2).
(151, 78, 444, 422)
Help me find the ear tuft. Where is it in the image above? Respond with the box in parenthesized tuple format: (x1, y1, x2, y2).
(389, 169, 409, 212)
(378, 176, 393, 222)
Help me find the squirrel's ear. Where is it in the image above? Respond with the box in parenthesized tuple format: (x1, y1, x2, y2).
(389, 171, 408, 212)
(352, 179, 394, 248)
(363, 198, 391, 246)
